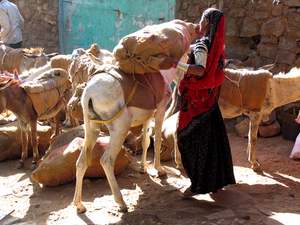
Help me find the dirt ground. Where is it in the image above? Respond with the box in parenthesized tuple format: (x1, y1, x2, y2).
(0, 118, 300, 225)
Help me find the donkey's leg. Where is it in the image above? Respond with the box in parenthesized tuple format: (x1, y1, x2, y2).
(74, 121, 100, 214)
(153, 102, 168, 176)
(174, 128, 183, 170)
(16, 121, 29, 169)
(53, 113, 61, 137)
(29, 120, 39, 171)
(101, 110, 131, 212)
(140, 119, 151, 174)
(247, 112, 263, 172)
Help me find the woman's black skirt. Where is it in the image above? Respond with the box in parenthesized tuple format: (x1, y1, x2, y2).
(177, 102, 236, 194)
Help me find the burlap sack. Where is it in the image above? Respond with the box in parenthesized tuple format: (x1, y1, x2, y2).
(21, 68, 71, 116)
(0, 121, 52, 162)
(31, 137, 131, 186)
(113, 19, 197, 74)
(0, 45, 23, 73)
(68, 82, 86, 121)
(68, 54, 98, 89)
(50, 54, 73, 71)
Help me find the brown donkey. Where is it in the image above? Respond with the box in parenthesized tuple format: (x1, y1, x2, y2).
(0, 69, 71, 171)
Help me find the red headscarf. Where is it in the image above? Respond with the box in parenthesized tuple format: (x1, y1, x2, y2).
(178, 14, 225, 131)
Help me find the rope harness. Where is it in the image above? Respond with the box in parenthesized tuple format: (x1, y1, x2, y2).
(89, 64, 157, 124)
(224, 74, 244, 111)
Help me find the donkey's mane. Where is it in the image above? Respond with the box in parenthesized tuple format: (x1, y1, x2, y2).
(23, 47, 44, 55)
(273, 67, 300, 78)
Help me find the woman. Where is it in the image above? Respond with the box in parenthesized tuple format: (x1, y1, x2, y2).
(160, 8, 236, 197)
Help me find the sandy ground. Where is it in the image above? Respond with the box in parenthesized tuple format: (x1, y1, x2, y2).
(0, 118, 300, 225)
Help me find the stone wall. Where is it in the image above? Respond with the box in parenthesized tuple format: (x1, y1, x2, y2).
(177, 0, 300, 74)
(10, 0, 60, 54)
(10, 0, 300, 74)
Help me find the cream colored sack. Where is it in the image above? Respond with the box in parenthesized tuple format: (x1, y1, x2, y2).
(32, 136, 131, 186)
(113, 19, 197, 74)
(21, 68, 71, 116)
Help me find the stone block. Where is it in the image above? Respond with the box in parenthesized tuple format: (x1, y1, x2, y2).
(260, 110, 276, 126)
(261, 18, 286, 37)
(257, 43, 278, 60)
(258, 120, 281, 138)
(235, 117, 250, 138)
(275, 50, 296, 64)
(279, 37, 298, 53)
(227, 8, 246, 18)
(240, 17, 260, 37)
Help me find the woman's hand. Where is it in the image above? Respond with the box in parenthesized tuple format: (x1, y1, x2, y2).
(159, 53, 174, 70)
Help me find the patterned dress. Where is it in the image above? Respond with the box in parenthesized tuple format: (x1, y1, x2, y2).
(177, 9, 236, 194)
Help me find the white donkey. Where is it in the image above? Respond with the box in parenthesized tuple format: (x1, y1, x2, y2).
(73, 59, 185, 213)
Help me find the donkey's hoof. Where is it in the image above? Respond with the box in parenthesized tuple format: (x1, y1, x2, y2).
(16, 162, 24, 170)
(118, 206, 128, 213)
(76, 205, 87, 214)
(158, 170, 167, 177)
(252, 165, 262, 172)
(30, 162, 37, 172)
(140, 167, 147, 174)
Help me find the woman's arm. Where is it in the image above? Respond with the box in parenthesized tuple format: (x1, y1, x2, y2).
(159, 53, 206, 77)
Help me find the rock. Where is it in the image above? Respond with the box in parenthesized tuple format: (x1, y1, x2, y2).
(257, 43, 278, 60)
(260, 18, 286, 37)
(285, 0, 300, 7)
(205, 209, 235, 221)
(240, 17, 260, 37)
(260, 110, 276, 126)
(275, 50, 296, 64)
(258, 120, 281, 137)
(235, 117, 250, 138)
(279, 37, 298, 53)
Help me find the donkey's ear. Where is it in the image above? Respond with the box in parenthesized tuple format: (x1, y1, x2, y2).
(257, 63, 275, 71)
(0, 79, 13, 90)
(45, 52, 60, 58)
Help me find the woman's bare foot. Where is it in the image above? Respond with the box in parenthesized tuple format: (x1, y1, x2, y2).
(181, 187, 198, 198)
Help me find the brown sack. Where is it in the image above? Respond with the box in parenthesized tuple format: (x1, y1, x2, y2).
(160, 112, 178, 161)
(50, 54, 73, 71)
(0, 45, 23, 73)
(67, 82, 86, 121)
(31, 137, 131, 186)
(113, 19, 197, 74)
(21, 68, 71, 116)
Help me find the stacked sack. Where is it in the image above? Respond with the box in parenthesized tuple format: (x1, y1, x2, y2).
(31, 136, 131, 186)
(21, 68, 71, 117)
(113, 19, 197, 74)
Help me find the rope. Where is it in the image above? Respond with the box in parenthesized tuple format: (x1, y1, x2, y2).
(36, 72, 64, 117)
(224, 74, 244, 110)
(36, 80, 48, 113)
